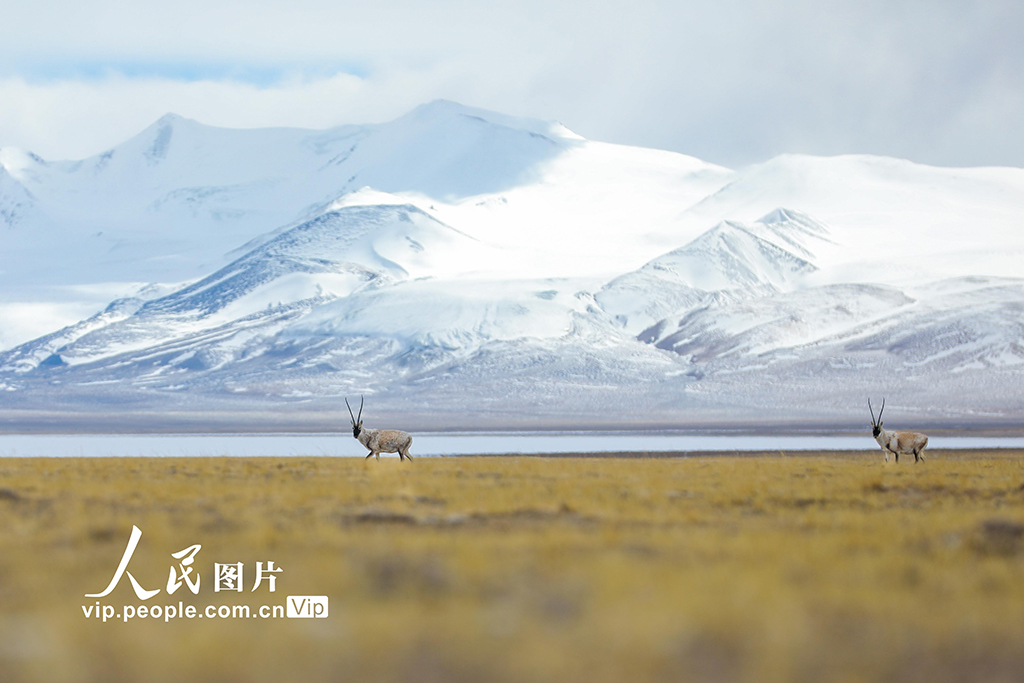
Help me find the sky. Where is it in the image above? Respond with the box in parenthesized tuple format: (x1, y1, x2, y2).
(1, 0, 1021, 168)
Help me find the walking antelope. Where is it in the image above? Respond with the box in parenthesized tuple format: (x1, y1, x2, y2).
(868, 398, 928, 463)
(346, 396, 413, 461)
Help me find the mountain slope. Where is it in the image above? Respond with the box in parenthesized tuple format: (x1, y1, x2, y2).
(1, 102, 1023, 429)
(0, 101, 733, 349)
(597, 209, 833, 334)
(674, 154, 1024, 283)
(664, 277, 1024, 425)
(0, 199, 497, 372)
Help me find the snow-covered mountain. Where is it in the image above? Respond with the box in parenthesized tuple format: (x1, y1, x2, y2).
(0, 100, 728, 348)
(1, 101, 1023, 431)
(597, 208, 835, 335)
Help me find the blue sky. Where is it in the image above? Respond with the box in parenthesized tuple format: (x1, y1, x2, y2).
(1, 0, 1021, 168)
(12, 61, 370, 86)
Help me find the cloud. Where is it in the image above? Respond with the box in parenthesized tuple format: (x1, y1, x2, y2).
(1, 74, 381, 159)
(1, 0, 1022, 167)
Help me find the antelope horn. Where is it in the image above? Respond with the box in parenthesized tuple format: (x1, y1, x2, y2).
(345, 397, 356, 425)
(358, 395, 364, 424)
(868, 398, 877, 425)
(878, 398, 885, 423)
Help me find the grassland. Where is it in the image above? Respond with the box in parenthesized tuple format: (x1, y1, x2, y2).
(2, 451, 1024, 683)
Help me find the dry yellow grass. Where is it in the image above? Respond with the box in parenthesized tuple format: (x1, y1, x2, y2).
(2, 451, 1024, 683)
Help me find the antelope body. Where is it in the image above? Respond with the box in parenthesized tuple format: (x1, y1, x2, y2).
(869, 399, 928, 463)
(346, 397, 413, 461)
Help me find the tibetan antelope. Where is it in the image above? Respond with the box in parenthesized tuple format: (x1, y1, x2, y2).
(346, 396, 413, 461)
(868, 398, 928, 463)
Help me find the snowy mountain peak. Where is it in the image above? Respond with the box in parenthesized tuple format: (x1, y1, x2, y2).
(404, 99, 583, 142)
(126, 112, 215, 166)
(747, 208, 834, 261)
(155, 112, 192, 126)
(666, 215, 819, 289)
(325, 187, 422, 211)
(758, 207, 827, 232)
(141, 201, 481, 317)
(595, 209, 828, 334)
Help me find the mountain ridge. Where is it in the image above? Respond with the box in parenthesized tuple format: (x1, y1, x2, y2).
(1, 101, 1022, 428)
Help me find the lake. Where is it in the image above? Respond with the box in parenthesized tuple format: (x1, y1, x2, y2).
(2, 432, 1024, 457)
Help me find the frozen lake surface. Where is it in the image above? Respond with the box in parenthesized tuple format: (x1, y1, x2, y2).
(2, 432, 1024, 458)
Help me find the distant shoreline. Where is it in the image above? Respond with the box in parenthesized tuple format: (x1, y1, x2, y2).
(3, 432, 1024, 458)
(1, 414, 1023, 438)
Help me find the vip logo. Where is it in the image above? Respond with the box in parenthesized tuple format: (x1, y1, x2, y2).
(286, 595, 329, 619)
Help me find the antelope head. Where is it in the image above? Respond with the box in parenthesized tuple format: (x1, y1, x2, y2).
(868, 398, 885, 438)
(346, 396, 364, 438)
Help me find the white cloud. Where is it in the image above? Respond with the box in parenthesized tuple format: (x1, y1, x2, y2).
(1, 74, 388, 159)
(1, 0, 1022, 167)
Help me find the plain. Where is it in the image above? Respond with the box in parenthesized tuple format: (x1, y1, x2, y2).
(1, 451, 1024, 683)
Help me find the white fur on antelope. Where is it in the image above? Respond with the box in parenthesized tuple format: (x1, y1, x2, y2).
(868, 398, 928, 463)
(346, 396, 414, 462)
